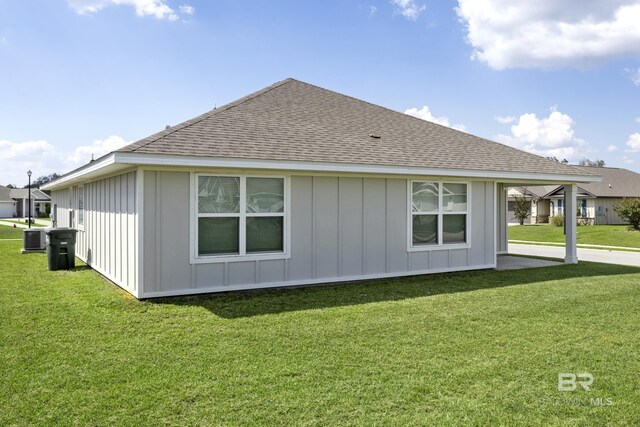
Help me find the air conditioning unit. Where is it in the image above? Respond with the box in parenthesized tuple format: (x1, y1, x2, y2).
(22, 229, 46, 253)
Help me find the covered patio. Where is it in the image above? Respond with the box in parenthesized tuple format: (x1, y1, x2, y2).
(497, 183, 580, 265)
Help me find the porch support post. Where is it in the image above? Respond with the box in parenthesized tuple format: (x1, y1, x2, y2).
(564, 184, 578, 264)
(496, 183, 508, 254)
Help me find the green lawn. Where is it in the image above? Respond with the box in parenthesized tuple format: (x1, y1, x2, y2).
(0, 224, 24, 239)
(508, 224, 640, 248)
(1, 239, 640, 425)
(0, 218, 49, 228)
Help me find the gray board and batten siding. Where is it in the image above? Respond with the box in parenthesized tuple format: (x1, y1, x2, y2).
(140, 170, 496, 298)
(52, 171, 138, 294)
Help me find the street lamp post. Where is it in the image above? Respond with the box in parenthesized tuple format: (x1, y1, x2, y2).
(27, 170, 32, 229)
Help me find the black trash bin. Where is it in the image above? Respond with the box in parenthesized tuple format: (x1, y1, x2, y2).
(45, 228, 78, 271)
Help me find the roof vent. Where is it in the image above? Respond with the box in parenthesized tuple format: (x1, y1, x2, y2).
(165, 125, 171, 130)
(369, 133, 381, 139)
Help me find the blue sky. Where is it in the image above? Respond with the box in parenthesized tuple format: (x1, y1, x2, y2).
(1, 0, 640, 186)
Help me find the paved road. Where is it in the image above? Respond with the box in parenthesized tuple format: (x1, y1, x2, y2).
(509, 243, 640, 267)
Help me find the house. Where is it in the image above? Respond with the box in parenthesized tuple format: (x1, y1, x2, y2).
(0, 185, 51, 218)
(542, 166, 640, 225)
(509, 167, 640, 225)
(42, 79, 599, 299)
(507, 186, 556, 224)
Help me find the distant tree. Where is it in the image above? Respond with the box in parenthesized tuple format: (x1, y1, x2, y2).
(614, 198, 640, 231)
(513, 194, 530, 225)
(23, 173, 61, 189)
(546, 156, 568, 164)
(5, 184, 16, 188)
(579, 159, 606, 167)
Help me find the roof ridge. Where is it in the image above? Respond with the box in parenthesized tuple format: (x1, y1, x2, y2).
(120, 78, 295, 153)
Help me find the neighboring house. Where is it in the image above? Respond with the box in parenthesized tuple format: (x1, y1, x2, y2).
(0, 185, 51, 218)
(42, 79, 599, 298)
(507, 186, 556, 224)
(541, 166, 640, 225)
(0, 186, 17, 218)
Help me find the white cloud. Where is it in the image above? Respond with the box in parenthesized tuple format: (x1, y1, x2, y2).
(636, 117, 640, 124)
(0, 139, 55, 162)
(368, 5, 378, 17)
(179, 4, 194, 15)
(495, 109, 586, 161)
(67, 0, 178, 20)
(0, 36, 7, 47)
(626, 132, 640, 152)
(627, 67, 640, 85)
(391, 0, 426, 21)
(456, 1, 640, 69)
(66, 135, 129, 165)
(607, 144, 619, 152)
(405, 105, 466, 131)
(0, 136, 129, 187)
(496, 115, 515, 125)
(0, 139, 59, 187)
(620, 155, 635, 164)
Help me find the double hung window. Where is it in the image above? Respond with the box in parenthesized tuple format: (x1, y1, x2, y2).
(410, 181, 468, 248)
(195, 175, 287, 260)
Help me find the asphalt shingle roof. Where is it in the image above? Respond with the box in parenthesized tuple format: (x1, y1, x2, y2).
(8, 188, 50, 200)
(574, 167, 640, 197)
(525, 167, 640, 198)
(0, 186, 50, 201)
(119, 78, 592, 177)
(0, 186, 12, 203)
(517, 185, 560, 198)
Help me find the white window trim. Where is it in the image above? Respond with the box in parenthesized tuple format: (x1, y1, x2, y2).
(190, 173, 291, 264)
(77, 185, 85, 230)
(68, 187, 75, 229)
(407, 180, 471, 252)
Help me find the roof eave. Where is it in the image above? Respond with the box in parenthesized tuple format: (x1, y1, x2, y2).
(42, 152, 603, 190)
(128, 152, 603, 183)
(41, 153, 132, 191)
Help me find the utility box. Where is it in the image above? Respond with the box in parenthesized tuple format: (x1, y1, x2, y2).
(22, 229, 46, 253)
(45, 228, 77, 271)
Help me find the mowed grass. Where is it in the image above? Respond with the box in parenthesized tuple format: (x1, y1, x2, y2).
(1, 239, 640, 425)
(0, 224, 24, 239)
(508, 224, 640, 248)
(0, 218, 49, 228)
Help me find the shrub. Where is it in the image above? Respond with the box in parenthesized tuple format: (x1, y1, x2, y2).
(512, 195, 530, 225)
(614, 198, 640, 230)
(550, 215, 564, 227)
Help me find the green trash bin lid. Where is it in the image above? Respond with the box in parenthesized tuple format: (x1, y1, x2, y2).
(45, 228, 78, 244)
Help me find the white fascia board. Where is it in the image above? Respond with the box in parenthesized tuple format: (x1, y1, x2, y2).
(43, 151, 603, 190)
(114, 152, 602, 184)
(41, 154, 118, 190)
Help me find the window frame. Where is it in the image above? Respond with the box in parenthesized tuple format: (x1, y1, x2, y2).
(407, 180, 471, 252)
(68, 187, 75, 228)
(77, 185, 85, 230)
(190, 173, 291, 264)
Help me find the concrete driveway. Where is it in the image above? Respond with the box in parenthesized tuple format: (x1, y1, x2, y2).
(509, 243, 640, 267)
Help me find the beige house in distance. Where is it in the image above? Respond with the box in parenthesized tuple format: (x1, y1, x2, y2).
(509, 166, 640, 225)
(0, 185, 51, 218)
